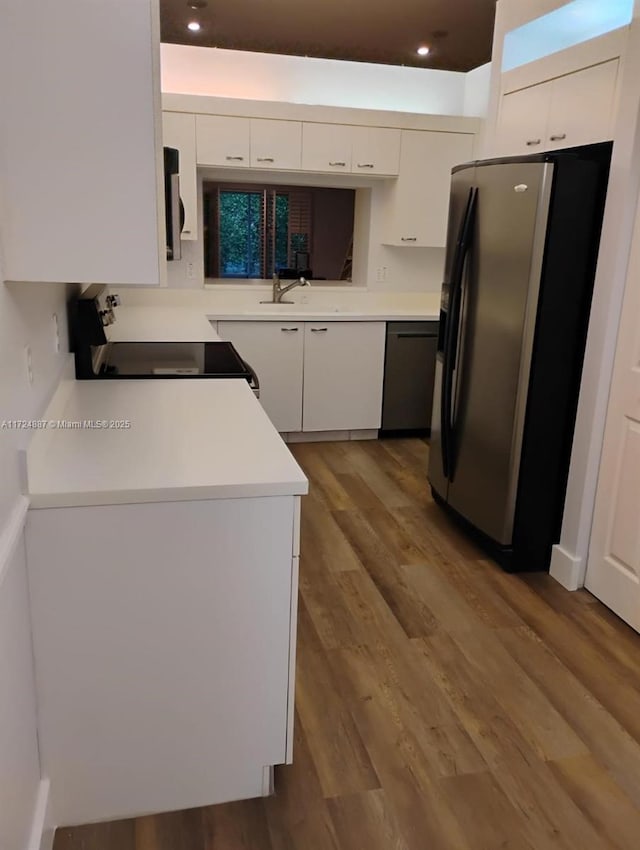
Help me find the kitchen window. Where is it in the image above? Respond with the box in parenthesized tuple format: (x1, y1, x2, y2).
(203, 182, 355, 282)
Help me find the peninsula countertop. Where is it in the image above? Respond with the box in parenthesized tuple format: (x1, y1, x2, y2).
(27, 377, 308, 509)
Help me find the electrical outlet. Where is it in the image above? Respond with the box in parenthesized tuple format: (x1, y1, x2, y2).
(187, 262, 195, 280)
(52, 313, 60, 353)
(376, 266, 388, 282)
(25, 345, 34, 385)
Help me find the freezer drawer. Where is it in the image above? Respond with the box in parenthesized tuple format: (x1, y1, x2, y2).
(382, 322, 438, 432)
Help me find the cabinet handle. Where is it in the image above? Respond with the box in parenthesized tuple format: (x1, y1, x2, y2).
(281, 327, 299, 332)
(182, 229, 191, 234)
(401, 237, 417, 242)
(225, 155, 245, 161)
(526, 139, 541, 146)
(329, 161, 346, 167)
(310, 327, 328, 332)
(549, 134, 567, 141)
(357, 163, 375, 168)
(257, 157, 275, 162)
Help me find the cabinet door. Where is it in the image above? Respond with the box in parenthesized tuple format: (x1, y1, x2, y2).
(303, 322, 386, 432)
(546, 60, 618, 150)
(494, 83, 550, 156)
(163, 112, 198, 241)
(301, 123, 352, 173)
(250, 119, 302, 170)
(0, 0, 163, 285)
(218, 321, 303, 433)
(351, 126, 401, 175)
(384, 131, 475, 248)
(196, 115, 250, 167)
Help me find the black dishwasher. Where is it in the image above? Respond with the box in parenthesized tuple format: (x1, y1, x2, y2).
(381, 321, 438, 434)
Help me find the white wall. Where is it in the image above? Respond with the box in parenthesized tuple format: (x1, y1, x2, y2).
(161, 44, 469, 115)
(0, 247, 75, 848)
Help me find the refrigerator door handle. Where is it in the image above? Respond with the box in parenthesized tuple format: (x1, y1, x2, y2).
(441, 186, 478, 480)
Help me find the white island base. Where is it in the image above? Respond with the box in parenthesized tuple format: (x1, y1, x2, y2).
(24, 377, 306, 828)
(26, 494, 300, 826)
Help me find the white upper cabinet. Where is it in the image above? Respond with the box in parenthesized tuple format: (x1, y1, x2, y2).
(494, 85, 551, 157)
(196, 115, 251, 167)
(250, 120, 302, 170)
(0, 0, 164, 285)
(301, 123, 353, 173)
(495, 60, 619, 156)
(546, 60, 618, 150)
(383, 131, 475, 248)
(351, 127, 401, 175)
(302, 322, 386, 432)
(162, 112, 197, 241)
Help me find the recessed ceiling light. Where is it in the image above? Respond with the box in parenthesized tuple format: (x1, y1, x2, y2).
(187, 21, 202, 32)
(417, 45, 430, 56)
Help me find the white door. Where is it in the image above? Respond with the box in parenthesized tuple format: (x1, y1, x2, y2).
(302, 322, 385, 432)
(351, 126, 401, 175)
(494, 83, 551, 157)
(546, 60, 618, 151)
(162, 112, 198, 240)
(301, 123, 352, 173)
(196, 115, 250, 167)
(586, 194, 640, 632)
(218, 321, 304, 433)
(250, 119, 302, 170)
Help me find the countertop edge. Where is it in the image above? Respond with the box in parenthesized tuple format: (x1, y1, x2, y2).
(28, 480, 310, 510)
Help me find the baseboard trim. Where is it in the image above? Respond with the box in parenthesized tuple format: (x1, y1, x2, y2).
(0, 495, 29, 592)
(28, 778, 54, 850)
(283, 429, 379, 443)
(550, 545, 584, 591)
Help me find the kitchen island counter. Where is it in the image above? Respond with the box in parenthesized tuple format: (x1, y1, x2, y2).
(25, 373, 306, 827)
(27, 376, 307, 509)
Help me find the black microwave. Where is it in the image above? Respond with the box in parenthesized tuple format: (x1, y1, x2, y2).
(164, 146, 184, 261)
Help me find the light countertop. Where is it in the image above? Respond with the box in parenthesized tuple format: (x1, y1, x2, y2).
(115, 289, 441, 322)
(27, 376, 308, 509)
(108, 307, 220, 342)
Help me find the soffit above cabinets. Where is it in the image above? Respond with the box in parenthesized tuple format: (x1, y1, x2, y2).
(160, 0, 496, 72)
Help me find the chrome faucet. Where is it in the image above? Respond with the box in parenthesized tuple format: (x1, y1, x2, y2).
(271, 272, 311, 304)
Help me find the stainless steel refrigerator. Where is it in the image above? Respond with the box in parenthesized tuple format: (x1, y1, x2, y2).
(428, 144, 611, 572)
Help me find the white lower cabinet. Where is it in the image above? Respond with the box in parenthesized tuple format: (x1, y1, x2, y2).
(219, 320, 386, 434)
(302, 322, 386, 432)
(218, 321, 304, 432)
(26, 495, 300, 825)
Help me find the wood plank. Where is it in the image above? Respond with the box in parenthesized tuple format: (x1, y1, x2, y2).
(548, 754, 640, 850)
(295, 635, 380, 797)
(496, 624, 640, 808)
(480, 561, 640, 744)
(415, 632, 610, 850)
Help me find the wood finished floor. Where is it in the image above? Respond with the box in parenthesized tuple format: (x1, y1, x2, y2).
(54, 439, 640, 850)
